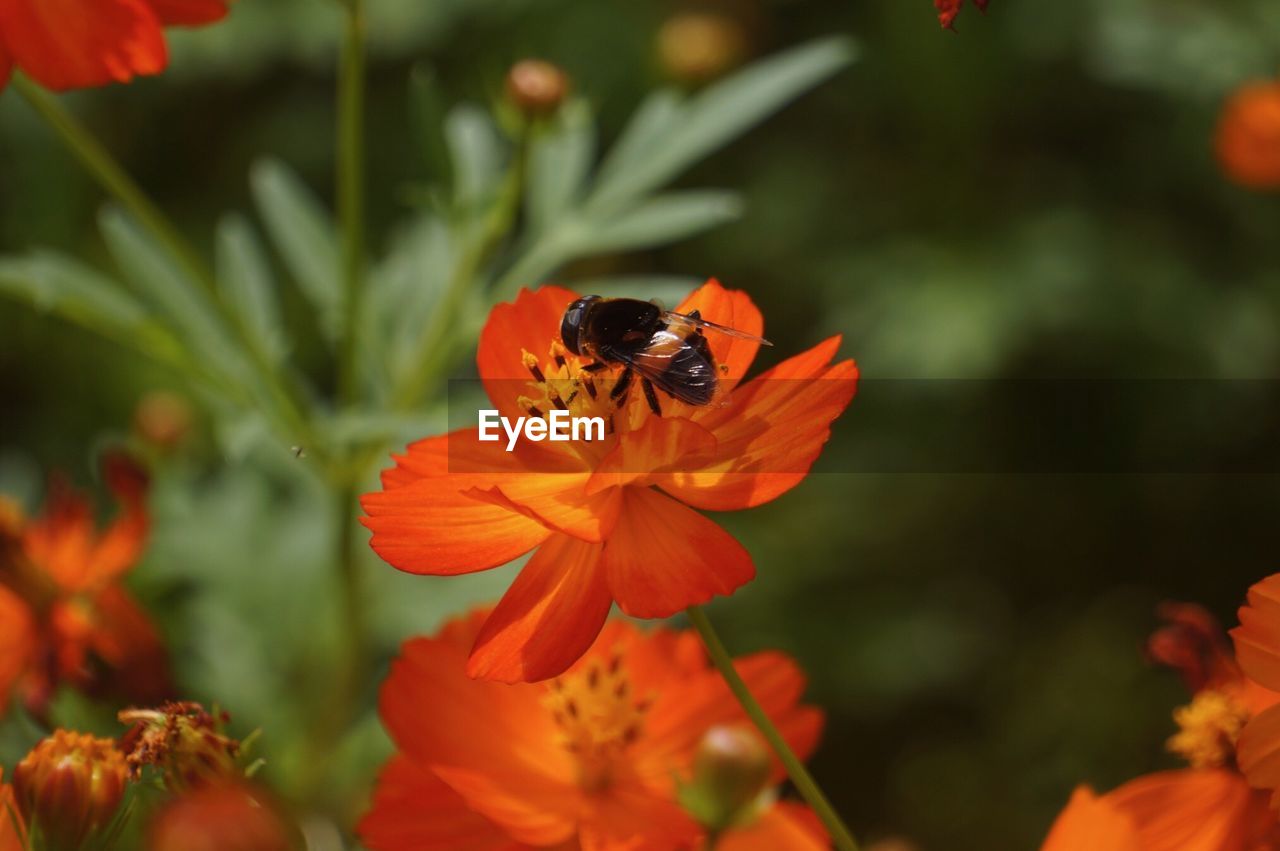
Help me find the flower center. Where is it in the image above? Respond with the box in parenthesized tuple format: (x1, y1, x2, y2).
(543, 654, 650, 793)
(518, 343, 630, 434)
(1167, 689, 1250, 768)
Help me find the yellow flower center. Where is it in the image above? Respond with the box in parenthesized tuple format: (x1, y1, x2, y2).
(543, 654, 650, 792)
(1167, 689, 1249, 768)
(518, 343, 631, 433)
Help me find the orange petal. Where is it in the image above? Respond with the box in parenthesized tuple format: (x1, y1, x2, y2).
(1040, 786, 1138, 851)
(467, 473, 621, 543)
(1107, 768, 1272, 851)
(0, 769, 26, 851)
(674, 279, 765, 396)
(639, 651, 821, 787)
(1232, 573, 1280, 693)
(1239, 703, 1280, 806)
(717, 802, 828, 851)
(658, 337, 858, 511)
(146, 0, 227, 25)
(379, 636, 578, 845)
(601, 487, 754, 618)
(466, 534, 611, 683)
(586, 416, 719, 496)
(86, 586, 172, 704)
(0, 0, 167, 91)
(358, 757, 528, 851)
(576, 766, 700, 851)
(0, 586, 36, 718)
(477, 286, 580, 420)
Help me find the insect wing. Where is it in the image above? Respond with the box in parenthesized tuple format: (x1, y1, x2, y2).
(607, 329, 719, 406)
(661, 310, 773, 346)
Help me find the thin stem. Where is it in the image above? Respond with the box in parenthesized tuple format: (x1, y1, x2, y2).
(15, 76, 210, 296)
(686, 605, 859, 851)
(14, 75, 317, 451)
(336, 0, 367, 406)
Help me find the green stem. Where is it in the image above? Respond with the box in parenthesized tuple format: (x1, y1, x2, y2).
(686, 605, 859, 851)
(337, 0, 367, 406)
(391, 122, 532, 410)
(14, 75, 317, 452)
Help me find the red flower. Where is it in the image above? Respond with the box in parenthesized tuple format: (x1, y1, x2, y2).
(362, 281, 857, 683)
(359, 609, 827, 851)
(1042, 602, 1280, 849)
(1216, 82, 1280, 190)
(935, 0, 989, 30)
(0, 0, 227, 92)
(0, 454, 170, 717)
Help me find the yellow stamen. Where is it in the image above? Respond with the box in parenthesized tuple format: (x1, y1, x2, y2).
(1167, 689, 1249, 768)
(543, 654, 650, 793)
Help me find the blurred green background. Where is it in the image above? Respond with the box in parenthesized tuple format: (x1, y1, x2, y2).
(5, 0, 1280, 849)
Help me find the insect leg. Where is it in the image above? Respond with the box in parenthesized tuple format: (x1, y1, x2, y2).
(641, 378, 662, 416)
(610, 365, 633, 404)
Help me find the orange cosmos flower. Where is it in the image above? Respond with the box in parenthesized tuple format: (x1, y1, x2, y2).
(362, 280, 857, 683)
(0, 453, 170, 717)
(0, 768, 25, 851)
(358, 609, 827, 851)
(147, 782, 295, 851)
(935, 0, 988, 30)
(1216, 82, 1280, 189)
(0, 0, 227, 92)
(1230, 573, 1280, 810)
(1042, 603, 1280, 850)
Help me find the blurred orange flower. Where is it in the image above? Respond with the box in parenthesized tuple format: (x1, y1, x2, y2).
(363, 281, 857, 682)
(1231, 574, 1280, 810)
(0, 768, 25, 851)
(0, 454, 170, 718)
(13, 731, 129, 851)
(1216, 82, 1280, 189)
(0, 0, 227, 92)
(147, 782, 295, 851)
(935, 0, 988, 30)
(1042, 603, 1280, 850)
(358, 610, 827, 851)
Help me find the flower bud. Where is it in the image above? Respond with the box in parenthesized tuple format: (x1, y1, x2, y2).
(134, 391, 194, 452)
(1217, 81, 1280, 189)
(678, 725, 772, 832)
(657, 12, 747, 86)
(505, 59, 570, 118)
(12, 731, 128, 851)
(119, 701, 241, 792)
(147, 782, 295, 851)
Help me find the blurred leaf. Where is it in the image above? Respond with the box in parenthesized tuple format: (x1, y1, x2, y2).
(570, 190, 743, 253)
(408, 65, 453, 187)
(526, 99, 596, 233)
(99, 208, 248, 382)
(0, 251, 183, 364)
(588, 37, 857, 211)
(594, 89, 683, 193)
(566, 274, 701, 307)
(250, 159, 343, 342)
(445, 104, 504, 212)
(216, 214, 288, 367)
(369, 215, 456, 385)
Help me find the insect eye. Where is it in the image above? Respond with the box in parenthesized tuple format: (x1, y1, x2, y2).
(559, 296, 599, 356)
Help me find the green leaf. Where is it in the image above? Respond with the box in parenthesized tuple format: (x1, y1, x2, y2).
(216, 214, 288, 366)
(592, 89, 682, 194)
(526, 99, 596, 233)
(408, 65, 453, 187)
(570, 190, 743, 254)
(250, 159, 343, 341)
(588, 37, 856, 211)
(99, 207, 247, 378)
(446, 104, 504, 211)
(0, 251, 183, 363)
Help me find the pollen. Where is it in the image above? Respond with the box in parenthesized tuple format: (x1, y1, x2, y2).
(543, 653, 651, 792)
(1166, 689, 1250, 768)
(519, 343, 627, 432)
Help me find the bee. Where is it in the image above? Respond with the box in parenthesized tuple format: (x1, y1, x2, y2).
(559, 295, 771, 416)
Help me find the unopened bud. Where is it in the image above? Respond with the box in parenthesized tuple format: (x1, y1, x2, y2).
(505, 59, 570, 118)
(678, 725, 772, 832)
(134, 391, 194, 452)
(119, 701, 241, 791)
(657, 12, 747, 86)
(147, 782, 295, 851)
(13, 731, 128, 851)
